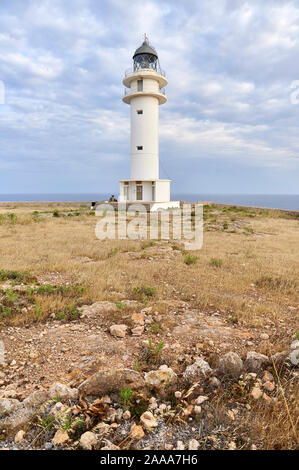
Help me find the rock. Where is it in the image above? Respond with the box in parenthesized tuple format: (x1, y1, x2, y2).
(195, 395, 209, 405)
(49, 383, 78, 401)
(129, 423, 145, 440)
(79, 431, 98, 450)
(263, 381, 275, 392)
(183, 358, 212, 382)
(188, 439, 199, 450)
(123, 410, 131, 420)
(271, 350, 288, 364)
(251, 386, 263, 400)
(53, 429, 70, 446)
(132, 313, 145, 325)
(290, 340, 299, 350)
(101, 440, 120, 450)
(208, 377, 221, 388)
(262, 371, 274, 382)
(289, 349, 299, 366)
(175, 391, 182, 399)
(131, 326, 144, 336)
(110, 324, 128, 338)
(176, 440, 185, 450)
(23, 390, 49, 408)
(14, 430, 25, 443)
(228, 441, 237, 450)
(140, 411, 158, 430)
(260, 333, 269, 340)
(245, 351, 269, 372)
(218, 352, 243, 377)
(194, 405, 201, 415)
(145, 365, 177, 389)
(78, 369, 145, 396)
(0, 398, 20, 418)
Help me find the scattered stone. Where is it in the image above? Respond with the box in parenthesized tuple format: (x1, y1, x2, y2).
(53, 429, 70, 446)
(290, 340, 299, 351)
(79, 431, 98, 450)
(50, 402, 69, 418)
(260, 333, 269, 340)
(188, 439, 199, 450)
(131, 326, 144, 336)
(78, 369, 144, 396)
(217, 352, 243, 377)
(129, 424, 145, 440)
(132, 313, 145, 326)
(289, 349, 299, 366)
(176, 440, 185, 450)
(174, 391, 182, 399)
(195, 395, 209, 405)
(245, 351, 269, 372)
(14, 430, 25, 443)
(140, 411, 158, 430)
(251, 386, 263, 400)
(183, 358, 212, 382)
(123, 410, 131, 420)
(49, 383, 78, 401)
(262, 371, 274, 382)
(145, 365, 177, 389)
(228, 441, 237, 450)
(263, 381, 275, 392)
(110, 324, 128, 338)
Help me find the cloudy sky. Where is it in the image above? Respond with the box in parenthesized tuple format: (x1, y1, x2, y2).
(0, 0, 299, 195)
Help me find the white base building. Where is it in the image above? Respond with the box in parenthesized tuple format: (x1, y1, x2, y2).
(119, 37, 179, 211)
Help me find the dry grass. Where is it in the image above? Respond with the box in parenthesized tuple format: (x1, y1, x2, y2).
(0, 202, 298, 334)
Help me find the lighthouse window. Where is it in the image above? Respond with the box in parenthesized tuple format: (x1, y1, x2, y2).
(137, 146, 143, 150)
(137, 79, 143, 91)
(137, 110, 143, 114)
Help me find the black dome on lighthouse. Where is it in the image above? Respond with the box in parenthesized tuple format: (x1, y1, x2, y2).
(133, 35, 158, 71)
(133, 36, 158, 59)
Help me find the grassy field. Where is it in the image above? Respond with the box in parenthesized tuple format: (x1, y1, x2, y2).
(0, 201, 298, 449)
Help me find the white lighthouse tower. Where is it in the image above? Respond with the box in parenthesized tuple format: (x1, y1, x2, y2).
(119, 36, 179, 210)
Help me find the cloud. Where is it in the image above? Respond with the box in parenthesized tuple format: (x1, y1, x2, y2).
(0, 0, 298, 194)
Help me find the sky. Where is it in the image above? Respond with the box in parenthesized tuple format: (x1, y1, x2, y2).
(0, 0, 299, 195)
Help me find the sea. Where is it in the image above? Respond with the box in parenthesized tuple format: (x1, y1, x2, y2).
(0, 193, 298, 211)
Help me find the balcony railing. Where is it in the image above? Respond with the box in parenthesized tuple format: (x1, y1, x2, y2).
(125, 66, 166, 78)
(124, 87, 166, 96)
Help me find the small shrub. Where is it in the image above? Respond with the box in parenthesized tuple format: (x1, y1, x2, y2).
(119, 387, 133, 407)
(133, 286, 156, 300)
(184, 254, 198, 265)
(210, 257, 223, 267)
(223, 221, 229, 230)
(52, 209, 60, 217)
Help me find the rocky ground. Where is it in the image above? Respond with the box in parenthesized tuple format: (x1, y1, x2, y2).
(1, 291, 298, 450)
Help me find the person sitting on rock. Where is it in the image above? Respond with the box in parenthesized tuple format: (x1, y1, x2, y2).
(109, 195, 118, 202)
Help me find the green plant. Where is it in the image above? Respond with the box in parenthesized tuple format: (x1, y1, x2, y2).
(149, 322, 160, 334)
(295, 333, 299, 340)
(210, 257, 223, 267)
(37, 415, 55, 431)
(147, 338, 164, 363)
(5, 289, 18, 304)
(133, 286, 156, 300)
(119, 387, 133, 407)
(53, 209, 60, 217)
(116, 301, 127, 310)
(223, 221, 229, 230)
(184, 254, 198, 265)
(108, 247, 119, 257)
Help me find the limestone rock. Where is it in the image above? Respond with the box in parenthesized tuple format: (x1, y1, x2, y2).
(23, 390, 49, 408)
(49, 383, 79, 401)
(188, 439, 199, 450)
(245, 351, 269, 372)
(78, 369, 145, 396)
(140, 411, 158, 430)
(132, 313, 145, 325)
(217, 352, 243, 377)
(183, 357, 212, 382)
(110, 324, 128, 338)
(251, 386, 263, 400)
(290, 340, 299, 350)
(131, 326, 144, 336)
(53, 429, 70, 446)
(129, 423, 145, 440)
(79, 431, 98, 450)
(14, 430, 25, 443)
(145, 365, 177, 389)
(0, 398, 20, 418)
(289, 349, 299, 366)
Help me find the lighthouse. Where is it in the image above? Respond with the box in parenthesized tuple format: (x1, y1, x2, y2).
(119, 36, 180, 211)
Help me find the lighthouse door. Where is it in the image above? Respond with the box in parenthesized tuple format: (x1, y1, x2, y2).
(136, 183, 143, 201)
